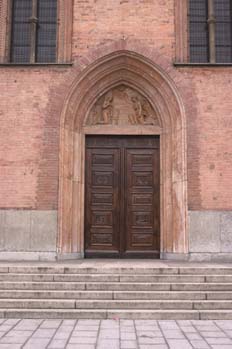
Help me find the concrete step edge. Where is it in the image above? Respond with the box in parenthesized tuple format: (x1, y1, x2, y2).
(1, 272, 232, 275)
(0, 280, 232, 286)
(1, 290, 232, 295)
(1, 299, 232, 304)
(0, 289, 228, 293)
(2, 308, 232, 320)
(2, 266, 232, 275)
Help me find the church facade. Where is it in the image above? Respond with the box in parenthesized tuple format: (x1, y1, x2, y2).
(0, 0, 232, 261)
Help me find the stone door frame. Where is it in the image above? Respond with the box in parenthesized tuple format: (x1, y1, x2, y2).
(58, 50, 188, 260)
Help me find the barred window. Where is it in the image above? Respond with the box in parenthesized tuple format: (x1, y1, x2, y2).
(215, 0, 232, 63)
(189, 0, 232, 63)
(11, 0, 57, 63)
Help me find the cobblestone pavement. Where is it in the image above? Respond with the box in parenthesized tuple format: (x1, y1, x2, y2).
(0, 319, 232, 348)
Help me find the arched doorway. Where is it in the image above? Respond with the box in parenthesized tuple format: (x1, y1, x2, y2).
(58, 50, 188, 260)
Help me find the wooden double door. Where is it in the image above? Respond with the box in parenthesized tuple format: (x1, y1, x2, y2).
(85, 136, 160, 258)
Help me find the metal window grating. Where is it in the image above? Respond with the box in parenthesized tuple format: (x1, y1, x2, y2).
(215, 0, 232, 62)
(189, 0, 209, 63)
(37, 0, 57, 63)
(11, 0, 32, 63)
(10, 0, 57, 63)
(189, 0, 232, 63)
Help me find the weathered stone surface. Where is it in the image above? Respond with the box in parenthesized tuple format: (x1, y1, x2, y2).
(30, 211, 57, 252)
(0, 210, 57, 254)
(120, 275, 205, 283)
(74, 300, 193, 310)
(4, 210, 31, 251)
(0, 251, 57, 261)
(189, 211, 221, 253)
(189, 252, 232, 262)
(220, 212, 232, 253)
(107, 310, 200, 320)
(179, 267, 232, 275)
(0, 299, 75, 309)
(54, 274, 119, 282)
(4, 309, 107, 319)
(86, 282, 171, 291)
(201, 311, 232, 320)
(194, 301, 232, 310)
(0, 281, 86, 291)
(9, 266, 64, 274)
(206, 275, 232, 283)
(114, 291, 206, 301)
(0, 290, 113, 300)
(172, 283, 232, 291)
(0, 211, 5, 250)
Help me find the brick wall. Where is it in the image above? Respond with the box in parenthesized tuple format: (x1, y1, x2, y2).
(72, 0, 175, 59)
(0, 68, 71, 209)
(0, 0, 232, 211)
(187, 69, 232, 210)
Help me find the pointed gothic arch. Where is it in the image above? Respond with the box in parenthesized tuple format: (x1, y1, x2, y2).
(58, 50, 188, 259)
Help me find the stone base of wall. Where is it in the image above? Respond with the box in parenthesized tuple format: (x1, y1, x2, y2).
(0, 251, 57, 261)
(57, 252, 84, 260)
(189, 211, 232, 253)
(0, 209, 232, 261)
(189, 253, 232, 262)
(0, 210, 57, 254)
(160, 253, 189, 261)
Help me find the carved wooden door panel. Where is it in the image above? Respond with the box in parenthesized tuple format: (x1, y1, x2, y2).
(85, 141, 121, 257)
(85, 136, 160, 258)
(123, 145, 160, 257)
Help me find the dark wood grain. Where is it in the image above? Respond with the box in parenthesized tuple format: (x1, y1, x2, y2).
(85, 136, 160, 258)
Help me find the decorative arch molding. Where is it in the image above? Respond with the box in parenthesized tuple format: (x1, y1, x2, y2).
(58, 49, 188, 259)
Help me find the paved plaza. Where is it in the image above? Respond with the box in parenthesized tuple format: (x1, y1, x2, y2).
(0, 319, 232, 349)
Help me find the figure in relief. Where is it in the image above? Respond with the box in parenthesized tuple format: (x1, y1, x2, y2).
(86, 85, 159, 126)
(130, 96, 143, 124)
(102, 91, 113, 124)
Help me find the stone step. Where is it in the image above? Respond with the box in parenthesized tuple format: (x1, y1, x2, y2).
(0, 290, 211, 300)
(0, 273, 208, 283)
(1, 308, 232, 320)
(118, 275, 206, 283)
(3, 273, 232, 283)
(0, 281, 174, 291)
(114, 291, 232, 301)
(73, 300, 232, 310)
(0, 299, 76, 309)
(3, 281, 232, 291)
(108, 309, 232, 320)
(0, 290, 113, 300)
(87, 282, 232, 291)
(2, 266, 179, 275)
(2, 265, 232, 275)
(0, 309, 107, 319)
(1, 263, 232, 320)
(2, 289, 232, 300)
(0, 282, 87, 290)
(1, 299, 232, 310)
(179, 268, 232, 275)
(0, 274, 120, 282)
(171, 283, 232, 291)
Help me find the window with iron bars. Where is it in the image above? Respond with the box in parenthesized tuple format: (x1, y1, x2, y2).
(189, 0, 232, 63)
(10, 0, 57, 63)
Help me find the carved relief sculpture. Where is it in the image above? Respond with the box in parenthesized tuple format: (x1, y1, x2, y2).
(86, 85, 159, 126)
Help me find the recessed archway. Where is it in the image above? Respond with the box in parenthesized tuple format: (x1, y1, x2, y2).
(58, 50, 188, 260)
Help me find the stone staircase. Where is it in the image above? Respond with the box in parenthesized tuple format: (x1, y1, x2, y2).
(1, 263, 232, 319)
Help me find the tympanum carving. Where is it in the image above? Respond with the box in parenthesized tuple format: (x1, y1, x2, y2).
(85, 85, 159, 126)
